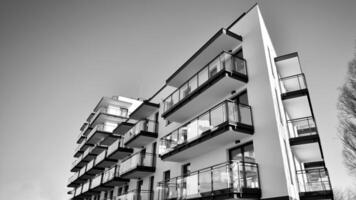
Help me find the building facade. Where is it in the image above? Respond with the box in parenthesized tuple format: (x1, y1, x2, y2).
(68, 5, 334, 200)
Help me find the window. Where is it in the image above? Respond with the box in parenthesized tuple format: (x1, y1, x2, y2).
(182, 163, 191, 176)
(164, 170, 170, 181)
(267, 47, 275, 78)
(165, 119, 171, 126)
(229, 142, 255, 162)
(284, 140, 294, 185)
(275, 89, 284, 125)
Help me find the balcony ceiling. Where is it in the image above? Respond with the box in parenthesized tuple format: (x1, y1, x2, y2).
(275, 52, 302, 77)
(283, 96, 312, 120)
(166, 28, 242, 87)
(291, 142, 322, 163)
(129, 101, 159, 120)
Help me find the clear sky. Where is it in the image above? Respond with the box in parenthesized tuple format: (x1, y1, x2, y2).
(0, 0, 355, 200)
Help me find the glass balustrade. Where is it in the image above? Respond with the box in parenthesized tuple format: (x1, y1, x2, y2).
(158, 161, 259, 200)
(95, 150, 107, 165)
(74, 186, 82, 197)
(287, 116, 317, 138)
(82, 180, 90, 193)
(102, 165, 118, 184)
(296, 168, 331, 193)
(91, 174, 102, 189)
(119, 152, 156, 175)
(68, 172, 79, 184)
(280, 73, 307, 94)
(124, 120, 158, 143)
(163, 52, 247, 113)
(107, 138, 125, 156)
(159, 100, 253, 156)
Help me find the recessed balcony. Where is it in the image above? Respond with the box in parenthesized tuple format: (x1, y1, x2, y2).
(119, 151, 156, 179)
(162, 51, 248, 123)
(124, 120, 158, 148)
(288, 117, 323, 163)
(159, 100, 253, 162)
(296, 168, 333, 200)
(158, 161, 261, 200)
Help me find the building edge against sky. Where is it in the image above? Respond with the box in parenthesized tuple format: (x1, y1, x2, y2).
(67, 4, 334, 200)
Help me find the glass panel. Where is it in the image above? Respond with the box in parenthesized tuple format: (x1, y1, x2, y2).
(209, 57, 222, 77)
(244, 144, 255, 163)
(189, 76, 198, 93)
(238, 104, 252, 125)
(244, 163, 259, 188)
(199, 170, 211, 194)
(186, 120, 198, 141)
(178, 127, 187, 145)
(198, 67, 209, 86)
(180, 83, 190, 100)
(172, 91, 179, 107)
(228, 102, 238, 123)
(197, 112, 210, 135)
(212, 165, 230, 191)
(185, 174, 199, 198)
(210, 104, 225, 127)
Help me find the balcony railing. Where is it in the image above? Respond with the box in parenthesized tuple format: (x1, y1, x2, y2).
(91, 174, 103, 189)
(107, 138, 125, 155)
(68, 172, 79, 185)
(124, 119, 158, 144)
(296, 168, 332, 193)
(163, 51, 247, 113)
(82, 180, 91, 193)
(159, 100, 253, 156)
(86, 123, 116, 139)
(158, 161, 260, 200)
(102, 165, 119, 184)
(119, 152, 156, 175)
(287, 116, 317, 138)
(74, 186, 82, 197)
(116, 190, 153, 200)
(95, 149, 107, 165)
(280, 73, 307, 94)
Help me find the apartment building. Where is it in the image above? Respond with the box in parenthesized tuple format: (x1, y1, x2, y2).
(67, 4, 334, 200)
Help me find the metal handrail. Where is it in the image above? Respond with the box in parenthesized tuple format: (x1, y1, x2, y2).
(163, 51, 247, 112)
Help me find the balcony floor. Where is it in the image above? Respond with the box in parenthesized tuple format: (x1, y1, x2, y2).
(120, 166, 156, 179)
(125, 131, 158, 148)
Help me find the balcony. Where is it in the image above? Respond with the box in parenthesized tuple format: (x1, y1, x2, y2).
(296, 168, 333, 200)
(73, 185, 82, 198)
(68, 172, 82, 188)
(89, 107, 128, 129)
(117, 190, 154, 200)
(114, 121, 136, 135)
(85, 124, 120, 146)
(85, 159, 105, 177)
(94, 150, 117, 169)
(106, 138, 134, 161)
(162, 51, 248, 123)
(288, 117, 323, 163)
(158, 161, 261, 200)
(119, 151, 156, 179)
(76, 122, 90, 144)
(130, 100, 159, 120)
(71, 144, 107, 172)
(166, 28, 242, 88)
(159, 100, 253, 162)
(124, 120, 158, 148)
(102, 165, 129, 188)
